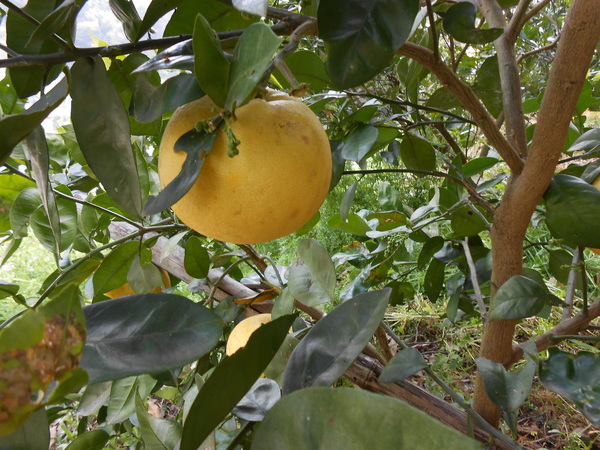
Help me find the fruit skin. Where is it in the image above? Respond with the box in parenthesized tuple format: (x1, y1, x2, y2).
(158, 90, 332, 244)
(105, 267, 171, 299)
(226, 313, 272, 356)
(590, 176, 600, 255)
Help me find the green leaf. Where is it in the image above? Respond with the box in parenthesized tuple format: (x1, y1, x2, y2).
(488, 275, 548, 320)
(126, 257, 164, 294)
(64, 429, 110, 450)
(400, 135, 436, 174)
(30, 186, 77, 254)
(138, 0, 185, 40)
(184, 236, 211, 279)
(107, 374, 156, 424)
(340, 180, 359, 221)
(231, 378, 281, 422)
(131, 73, 204, 124)
(567, 128, 600, 154)
(424, 258, 445, 302)
(327, 212, 371, 236)
(341, 124, 379, 162)
(474, 56, 503, 117)
(442, 2, 503, 44)
(0, 77, 68, 165)
(225, 23, 283, 110)
(282, 288, 390, 393)
(450, 205, 487, 237)
(135, 391, 182, 449)
(0, 281, 19, 300)
(253, 387, 482, 449)
(544, 174, 600, 247)
(193, 14, 231, 107)
(143, 129, 218, 216)
(462, 157, 499, 178)
(0, 408, 49, 450)
(109, 0, 142, 42)
(318, 0, 420, 89)
(288, 239, 336, 307)
(180, 314, 296, 450)
(273, 50, 331, 92)
(71, 57, 142, 218)
(366, 211, 407, 232)
(540, 349, 600, 426)
(80, 293, 224, 383)
(418, 236, 444, 270)
(27, 0, 78, 48)
(92, 240, 139, 296)
(76, 382, 112, 416)
(548, 249, 583, 290)
(164, 0, 256, 36)
(379, 347, 427, 383)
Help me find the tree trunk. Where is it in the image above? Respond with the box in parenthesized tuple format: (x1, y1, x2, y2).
(472, 0, 600, 427)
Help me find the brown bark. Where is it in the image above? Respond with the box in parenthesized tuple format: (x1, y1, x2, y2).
(472, 0, 600, 427)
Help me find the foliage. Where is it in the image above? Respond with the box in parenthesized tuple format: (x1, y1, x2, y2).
(0, 0, 599, 448)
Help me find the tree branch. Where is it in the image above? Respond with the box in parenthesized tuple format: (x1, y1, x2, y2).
(396, 42, 525, 174)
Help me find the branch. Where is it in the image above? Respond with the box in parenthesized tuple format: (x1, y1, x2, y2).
(396, 42, 525, 174)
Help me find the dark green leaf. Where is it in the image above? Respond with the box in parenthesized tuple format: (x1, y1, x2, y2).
(64, 429, 110, 450)
(92, 241, 139, 296)
(0, 77, 68, 164)
(462, 157, 499, 178)
(424, 258, 445, 302)
(109, 0, 142, 42)
(450, 205, 487, 237)
(184, 236, 211, 279)
(138, 0, 185, 40)
(71, 57, 142, 217)
(164, 0, 256, 36)
(180, 314, 296, 450)
(540, 349, 600, 426)
(287, 239, 336, 307)
(567, 128, 600, 154)
(135, 391, 182, 449)
(366, 211, 407, 232)
(0, 408, 49, 450)
(225, 23, 283, 109)
(131, 74, 203, 124)
(340, 180, 359, 221)
(273, 50, 331, 92)
(253, 387, 482, 449)
(548, 249, 583, 289)
(30, 185, 77, 254)
(132, 40, 194, 73)
(418, 236, 444, 270)
(544, 174, 600, 247)
(442, 2, 503, 44)
(126, 257, 164, 294)
(474, 56, 503, 117)
(488, 275, 548, 320)
(341, 124, 379, 162)
(26, 0, 78, 48)
(193, 14, 231, 107)
(318, 0, 420, 89)
(387, 280, 415, 306)
(143, 129, 218, 215)
(107, 374, 156, 424)
(80, 293, 224, 383)
(232, 378, 281, 422)
(379, 347, 427, 383)
(282, 288, 390, 394)
(400, 135, 436, 174)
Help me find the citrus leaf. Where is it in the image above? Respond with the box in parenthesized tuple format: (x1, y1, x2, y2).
(568, 128, 600, 153)
(328, 212, 371, 236)
(366, 211, 407, 232)
(473, 56, 503, 117)
(424, 258, 445, 302)
(76, 382, 112, 417)
(0, 409, 49, 450)
(273, 50, 331, 91)
(399, 135, 436, 174)
(135, 391, 182, 449)
(133, 40, 194, 73)
(180, 314, 296, 450)
(0, 77, 68, 164)
(126, 257, 164, 294)
(544, 174, 600, 247)
(417, 236, 444, 270)
(340, 179, 359, 221)
(143, 128, 218, 216)
(164, 0, 256, 36)
(442, 2, 504, 44)
(184, 236, 211, 279)
(540, 349, 600, 426)
(193, 13, 230, 107)
(318, 0, 420, 89)
(30, 185, 77, 254)
(107, 374, 156, 424)
(80, 293, 224, 383)
(288, 239, 336, 307)
(225, 22, 283, 110)
(488, 275, 548, 320)
(109, 0, 142, 42)
(63, 429, 110, 450)
(71, 57, 142, 218)
(379, 347, 427, 383)
(282, 288, 390, 394)
(462, 157, 499, 178)
(26, 0, 78, 48)
(137, 0, 185, 40)
(132, 74, 203, 123)
(231, 378, 281, 422)
(450, 205, 487, 237)
(92, 240, 139, 297)
(341, 124, 379, 162)
(253, 387, 482, 449)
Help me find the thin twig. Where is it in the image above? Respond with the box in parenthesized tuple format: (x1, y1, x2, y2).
(424, 0, 439, 60)
(563, 248, 580, 319)
(517, 36, 560, 64)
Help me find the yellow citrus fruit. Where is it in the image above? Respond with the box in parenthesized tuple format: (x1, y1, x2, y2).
(158, 90, 332, 244)
(226, 314, 272, 356)
(590, 176, 600, 255)
(105, 267, 171, 299)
